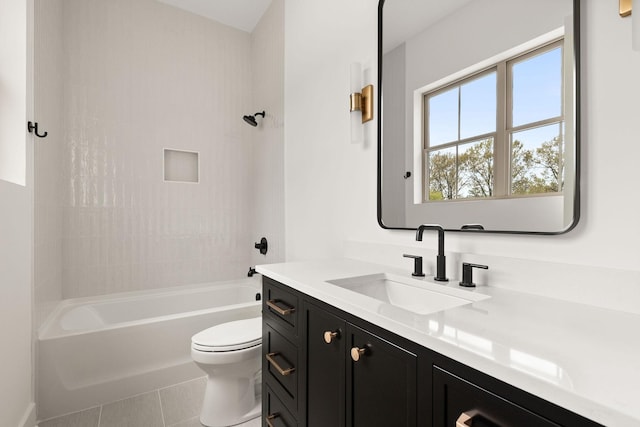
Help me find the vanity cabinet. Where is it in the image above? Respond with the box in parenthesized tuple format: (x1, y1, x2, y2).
(262, 276, 602, 427)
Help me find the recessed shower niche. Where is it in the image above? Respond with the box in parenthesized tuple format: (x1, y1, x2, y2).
(163, 149, 200, 183)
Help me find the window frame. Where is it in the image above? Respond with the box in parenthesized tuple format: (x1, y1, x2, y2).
(422, 38, 564, 203)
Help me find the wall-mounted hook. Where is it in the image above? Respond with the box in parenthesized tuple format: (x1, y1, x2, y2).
(403, 171, 412, 179)
(27, 121, 48, 138)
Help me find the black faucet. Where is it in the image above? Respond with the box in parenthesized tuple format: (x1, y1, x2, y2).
(403, 254, 425, 277)
(415, 224, 448, 282)
(459, 263, 488, 287)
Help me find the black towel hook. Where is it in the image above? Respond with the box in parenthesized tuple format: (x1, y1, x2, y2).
(27, 121, 48, 138)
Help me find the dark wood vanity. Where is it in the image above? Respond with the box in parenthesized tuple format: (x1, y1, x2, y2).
(261, 276, 601, 427)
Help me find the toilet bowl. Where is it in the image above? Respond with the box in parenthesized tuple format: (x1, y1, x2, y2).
(191, 316, 262, 427)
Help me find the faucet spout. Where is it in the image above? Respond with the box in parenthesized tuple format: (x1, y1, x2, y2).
(415, 224, 448, 282)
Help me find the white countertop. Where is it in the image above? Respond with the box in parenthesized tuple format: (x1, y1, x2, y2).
(256, 258, 640, 427)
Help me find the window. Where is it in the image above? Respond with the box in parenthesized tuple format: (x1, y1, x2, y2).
(424, 40, 564, 202)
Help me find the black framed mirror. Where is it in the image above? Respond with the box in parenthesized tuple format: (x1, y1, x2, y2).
(377, 0, 580, 234)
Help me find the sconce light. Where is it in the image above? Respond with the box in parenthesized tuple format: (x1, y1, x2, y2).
(620, 0, 639, 51)
(349, 63, 374, 143)
(620, 0, 632, 17)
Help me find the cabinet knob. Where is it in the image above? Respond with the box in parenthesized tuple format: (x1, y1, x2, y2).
(323, 330, 339, 344)
(456, 412, 473, 427)
(350, 346, 367, 362)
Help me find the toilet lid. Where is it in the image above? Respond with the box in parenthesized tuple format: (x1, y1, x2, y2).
(192, 317, 262, 352)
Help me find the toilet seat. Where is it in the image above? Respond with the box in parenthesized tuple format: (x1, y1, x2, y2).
(192, 317, 261, 352)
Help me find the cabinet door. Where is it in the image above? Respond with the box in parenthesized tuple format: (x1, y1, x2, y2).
(305, 303, 346, 427)
(347, 324, 417, 427)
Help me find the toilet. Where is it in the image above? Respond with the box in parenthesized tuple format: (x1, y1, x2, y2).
(191, 316, 262, 427)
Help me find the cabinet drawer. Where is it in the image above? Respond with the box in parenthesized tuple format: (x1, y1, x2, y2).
(264, 324, 299, 413)
(433, 366, 558, 427)
(265, 385, 297, 427)
(263, 277, 299, 336)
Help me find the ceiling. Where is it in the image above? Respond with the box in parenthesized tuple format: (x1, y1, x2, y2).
(383, 0, 473, 53)
(156, 0, 273, 33)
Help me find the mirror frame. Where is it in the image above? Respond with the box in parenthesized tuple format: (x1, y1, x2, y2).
(377, 0, 581, 235)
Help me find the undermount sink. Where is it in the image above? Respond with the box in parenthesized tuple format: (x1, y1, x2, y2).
(326, 273, 489, 315)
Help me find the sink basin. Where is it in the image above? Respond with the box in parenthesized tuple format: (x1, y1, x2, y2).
(327, 273, 489, 315)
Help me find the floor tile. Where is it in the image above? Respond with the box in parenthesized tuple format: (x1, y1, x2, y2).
(167, 415, 261, 427)
(166, 416, 204, 427)
(38, 407, 100, 427)
(159, 377, 206, 425)
(238, 417, 261, 427)
(99, 391, 164, 427)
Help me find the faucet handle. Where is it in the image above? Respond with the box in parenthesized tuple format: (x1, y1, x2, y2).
(403, 254, 425, 277)
(459, 263, 488, 287)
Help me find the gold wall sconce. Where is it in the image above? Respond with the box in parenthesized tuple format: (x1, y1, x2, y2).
(620, 0, 632, 17)
(349, 84, 374, 124)
(349, 62, 374, 144)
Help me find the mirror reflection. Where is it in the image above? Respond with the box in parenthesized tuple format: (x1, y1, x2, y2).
(378, 0, 579, 233)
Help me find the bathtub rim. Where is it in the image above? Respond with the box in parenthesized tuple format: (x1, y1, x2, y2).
(39, 277, 262, 340)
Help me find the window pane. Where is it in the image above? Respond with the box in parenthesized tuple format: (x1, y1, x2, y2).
(460, 72, 496, 139)
(512, 46, 562, 127)
(458, 138, 494, 198)
(428, 146, 457, 200)
(511, 123, 563, 195)
(428, 88, 458, 146)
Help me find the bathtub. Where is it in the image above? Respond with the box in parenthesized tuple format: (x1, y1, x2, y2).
(37, 278, 262, 421)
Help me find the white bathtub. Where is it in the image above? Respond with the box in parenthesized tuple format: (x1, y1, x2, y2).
(37, 278, 262, 420)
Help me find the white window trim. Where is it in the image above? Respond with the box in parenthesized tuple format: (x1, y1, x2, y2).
(412, 27, 565, 205)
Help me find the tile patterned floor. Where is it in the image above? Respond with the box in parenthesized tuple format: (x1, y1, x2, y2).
(38, 377, 262, 427)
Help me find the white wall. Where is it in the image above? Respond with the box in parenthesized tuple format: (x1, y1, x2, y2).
(0, 0, 36, 425)
(0, 0, 28, 185)
(284, 1, 640, 304)
(59, 0, 255, 298)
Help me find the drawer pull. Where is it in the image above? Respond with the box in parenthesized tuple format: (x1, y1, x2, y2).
(456, 412, 473, 427)
(323, 330, 339, 344)
(266, 413, 280, 427)
(350, 346, 367, 362)
(266, 352, 296, 376)
(267, 299, 296, 316)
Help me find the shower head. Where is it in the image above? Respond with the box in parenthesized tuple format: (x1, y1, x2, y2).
(243, 115, 257, 127)
(242, 111, 265, 127)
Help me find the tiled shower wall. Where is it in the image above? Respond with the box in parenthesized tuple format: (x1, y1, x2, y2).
(60, 0, 255, 298)
(34, 0, 64, 325)
(250, 0, 285, 268)
(35, 0, 277, 301)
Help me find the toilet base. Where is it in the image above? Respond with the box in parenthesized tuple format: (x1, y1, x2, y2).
(199, 374, 261, 427)
(200, 400, 260, 427)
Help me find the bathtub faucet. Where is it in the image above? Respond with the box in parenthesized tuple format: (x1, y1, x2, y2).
(415, 224, 448, 282)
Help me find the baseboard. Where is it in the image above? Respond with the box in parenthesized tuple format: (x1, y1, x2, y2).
(18, 402, 37, 427)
